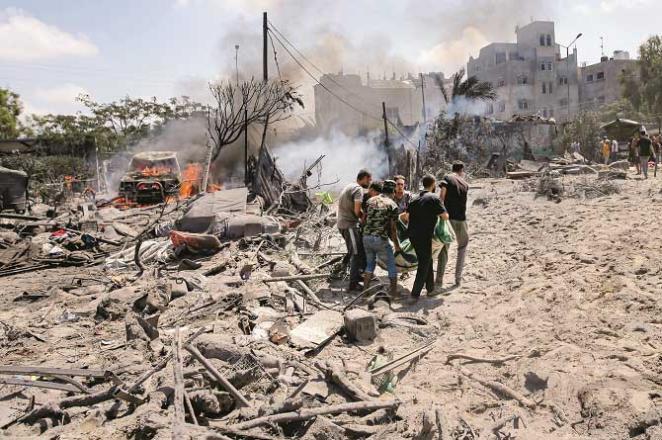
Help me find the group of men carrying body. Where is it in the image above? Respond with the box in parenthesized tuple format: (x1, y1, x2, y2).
(337, 163, 469, 303)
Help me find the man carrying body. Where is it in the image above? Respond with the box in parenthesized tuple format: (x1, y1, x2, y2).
(637, 129, 655, 179)
(362, 180, 400, 296)
(392, 175, 413, 216)
(406, 175, 449, 301)
(437, 162, 470, 289)
(337, 169, 372, 291)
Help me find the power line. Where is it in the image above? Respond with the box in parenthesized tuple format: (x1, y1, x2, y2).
(267, 26, 419, 149)
(266, 30, 282, 81)
(268, 21, 360, 98)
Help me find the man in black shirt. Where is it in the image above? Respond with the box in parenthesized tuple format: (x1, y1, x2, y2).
(406, 174, 448, 300)
(437, 161, 469, 288)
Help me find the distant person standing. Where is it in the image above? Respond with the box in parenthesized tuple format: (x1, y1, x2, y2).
(362, 180, 400, 296)
(406, 175, 449, 301)
(629, 136, 640, 174)
(653, 135, 661, 175)
(610, 138, 619, 163)
(437, 162, 470, 289)
(337, 169, 372, 291)
(601, 136, 611, 165)
(637, 129, 655, 179)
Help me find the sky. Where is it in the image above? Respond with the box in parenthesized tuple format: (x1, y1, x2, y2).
(0, 0, 659, 116)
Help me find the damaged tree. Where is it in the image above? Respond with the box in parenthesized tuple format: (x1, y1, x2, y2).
(436, 68, 497, 107)
(207, 78, 303, 162)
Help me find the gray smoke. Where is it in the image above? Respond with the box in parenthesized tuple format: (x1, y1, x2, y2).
(169, 0, 559, 188)
(275, 130, 388, 189)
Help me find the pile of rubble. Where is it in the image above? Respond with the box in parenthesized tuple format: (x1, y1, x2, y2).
(0, 154, 445, 439)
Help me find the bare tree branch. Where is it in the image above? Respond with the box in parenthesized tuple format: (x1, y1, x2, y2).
(207, 78, 303, 161)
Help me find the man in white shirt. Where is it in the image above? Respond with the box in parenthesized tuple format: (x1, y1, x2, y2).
(610, 138, 619, 163)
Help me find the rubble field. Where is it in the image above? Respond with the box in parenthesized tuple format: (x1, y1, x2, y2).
(0, 172, 661, 440)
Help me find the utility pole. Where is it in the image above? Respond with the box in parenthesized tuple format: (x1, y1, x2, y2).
(235, 44, 240, 85)
(419, 73, 427, 123)
(382, 102, 391, 174)
(244, 109, 249, 186)
(566, 46, 571, 123)
(563, 33, 583, 124)
(262, 12, 268, 82)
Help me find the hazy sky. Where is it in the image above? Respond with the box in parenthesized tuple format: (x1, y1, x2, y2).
(0, 0, 659, 115)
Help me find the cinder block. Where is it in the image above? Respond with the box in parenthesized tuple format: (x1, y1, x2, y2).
(344, 309, 377, 342)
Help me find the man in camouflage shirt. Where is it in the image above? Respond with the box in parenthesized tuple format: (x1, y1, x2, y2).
(362, 180, 401, 296)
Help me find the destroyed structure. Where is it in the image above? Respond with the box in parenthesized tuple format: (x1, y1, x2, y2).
(314, 72, 449, 137)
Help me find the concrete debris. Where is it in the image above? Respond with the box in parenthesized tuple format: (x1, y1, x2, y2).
(0, 140, 654, 440)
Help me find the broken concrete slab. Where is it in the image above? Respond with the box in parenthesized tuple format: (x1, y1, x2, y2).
(178, 187, 248, 233)
(290, 310, 343, 347)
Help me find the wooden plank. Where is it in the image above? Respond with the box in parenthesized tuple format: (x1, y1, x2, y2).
(0, 365, 107, 378)
(172, 328, 186, 440)
(0, 377, 80, 393)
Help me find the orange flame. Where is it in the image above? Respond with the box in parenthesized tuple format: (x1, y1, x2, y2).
(179, 163, 202, 198)
(139, 166, 173, 177)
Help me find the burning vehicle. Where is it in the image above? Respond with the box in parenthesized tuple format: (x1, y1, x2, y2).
(118, 151, 181, 204)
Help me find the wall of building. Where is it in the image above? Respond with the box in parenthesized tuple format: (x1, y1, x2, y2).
(467, 21, 580, 122)
(579, 54, 639, 111)
(313, 72, 448, 137)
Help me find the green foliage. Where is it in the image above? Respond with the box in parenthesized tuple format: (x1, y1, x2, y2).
(0, 88, 23, 139)
(0, 154, 90, 182)
(558, 111, 603, 159)
(597, 99, 648, 123)
(622, 35, 662, 117)
(434, 69, 497, 107)
(77, 94, 206, 151)
(26, 95, 206, 155)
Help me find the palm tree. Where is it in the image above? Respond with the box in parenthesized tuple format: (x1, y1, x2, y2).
(433, 69, 496, 105)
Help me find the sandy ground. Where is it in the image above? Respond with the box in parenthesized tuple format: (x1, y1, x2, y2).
(0, 171, 661, 439)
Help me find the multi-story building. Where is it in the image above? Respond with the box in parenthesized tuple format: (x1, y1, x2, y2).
(313, 72, 448, 137)
(467, 21, 580, 122)
(579, 51, 639, 111)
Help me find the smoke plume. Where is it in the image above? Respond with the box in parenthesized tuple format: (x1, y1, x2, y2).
(274, 131, 388, 188)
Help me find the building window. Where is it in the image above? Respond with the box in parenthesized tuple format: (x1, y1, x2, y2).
(596, 72, 605, 80)
(586, 74, 594, 82)
(546, 34, 552, 46)
(497, 78, 505, 87)
(517, 75, 528, 85)
(486, 103, 494, 114)
(509, 52, 520, 61)
(495, 52, 506, 64)
(498, 101, 506, 112)
(540, 61, 552, 71)
(540, 35, 545, 46)
(559, 98, 568, 107)
(559, 76, 568, 85)
(542, 83, 547, 94)
(548, 82, 553, 94)
(518, 99, 528, 110)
